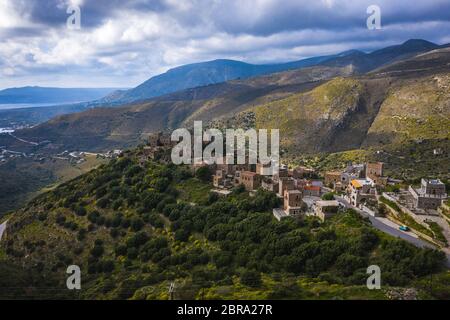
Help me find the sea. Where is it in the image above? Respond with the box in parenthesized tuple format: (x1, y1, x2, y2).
(0, 103, 59, 110)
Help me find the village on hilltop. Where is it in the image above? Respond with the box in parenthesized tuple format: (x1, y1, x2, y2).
(139, 132, 450, 248)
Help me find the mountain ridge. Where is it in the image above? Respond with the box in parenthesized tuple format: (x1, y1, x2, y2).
(103, 39, 443, 105)
(2, 40, 449, 161)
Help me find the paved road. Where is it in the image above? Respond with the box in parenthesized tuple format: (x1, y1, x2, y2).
(335, 196, 450, 267)
(0, 220, 7, 241)
(8, 132, 38, 146)
(366, 215, 432, 248)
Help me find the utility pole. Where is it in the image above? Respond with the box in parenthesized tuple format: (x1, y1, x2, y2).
(169, 282, 175, 300)
(429, 273, 433, 297)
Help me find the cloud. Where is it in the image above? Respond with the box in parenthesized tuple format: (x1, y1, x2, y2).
(0, 0, 449, 88)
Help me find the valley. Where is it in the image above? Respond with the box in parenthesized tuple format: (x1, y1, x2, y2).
(1, 44, 449, 219)
(0, 39, 449, 300)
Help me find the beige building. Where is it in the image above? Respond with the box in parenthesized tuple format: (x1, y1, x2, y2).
(292, 166, 315, 179)
(278, 177, 295, 197)
(240, 171, 262, 191)
(366, 162, 387, 186)
(273, 165, 289, 182)
(261, 178, 279, 193)
(324, 171, 342, 188)
(409, 179, 447, 210)
(314, 200, 341, 221)
(347, 179, 376, 207)
(303, 185, 321, 197)
(283, 190, 303, 215)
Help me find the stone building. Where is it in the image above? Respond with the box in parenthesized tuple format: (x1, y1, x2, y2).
(148, 132, 162, 147)
(256, 161, 275, 176)
(314, 200, 341, 221)
(341, 163, 365, 186)
(278, 177, 295, 197)
(240, 171, 262, 191)
(261, 178, 279, 193)
(283, 190, 303, 215)
(409, 179, 448, 210)
(292, 166, 315, 179)
(347, 179, 376, 207)
(273, 165, 289, 182)
(303, 185, 321, 197)
(217, 162, 236, 176)
(366, 162, 387, 186)
(324, 171, 342, 187)
(213, 170, 233, 188)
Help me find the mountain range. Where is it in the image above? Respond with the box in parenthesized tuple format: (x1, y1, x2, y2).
(2, 40, 447, 154)
(0, 39, 449, 173)
(101, 39, 440, 104)
(0, 39, 443, 129)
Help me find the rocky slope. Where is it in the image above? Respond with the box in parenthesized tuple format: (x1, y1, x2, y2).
(3, 46, 450, 163)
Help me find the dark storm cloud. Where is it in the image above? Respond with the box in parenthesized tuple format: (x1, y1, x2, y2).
(211, 0, 450, 36)
(12, 0, 169, 29)
(1, 0, 450, 88)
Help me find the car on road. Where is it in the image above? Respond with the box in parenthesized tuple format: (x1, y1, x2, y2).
(399, 225, 410, 232)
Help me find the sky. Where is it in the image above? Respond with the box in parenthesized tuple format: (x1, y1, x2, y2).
(1, 0, 450, 89)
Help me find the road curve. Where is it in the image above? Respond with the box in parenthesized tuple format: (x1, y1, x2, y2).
(335, 196, 450, 267)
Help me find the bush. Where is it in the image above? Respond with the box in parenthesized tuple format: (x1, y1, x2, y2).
(110, 228, 119, 238)
(101, 260, 115, 273)
(195, 166, 212, 182)
(127, 247, 138, 260)
(88, 211, 100, 223)
(90, 244, 104, 258)
(131, 218, 144, 232)
(77, 229, 87, 241)
(174, 229, 190, 242)
(240, 270, 262, 288)
(115, 244, 127, 256)
(97, 197, 110, 209)
(149, 213, 164, 229)
(74, 205, 87, 217)
(126, 231, 150, 248)
(321, 192, 335, 201)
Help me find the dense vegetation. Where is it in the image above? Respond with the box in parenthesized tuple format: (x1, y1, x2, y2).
(0, 149, 447, 299)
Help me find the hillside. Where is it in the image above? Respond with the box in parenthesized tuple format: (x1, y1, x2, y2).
(252, 77, 390, 154)
(0, 150, 446, 299)
(0, 155, 108, 216)
(101, 55, 348, 104)
(363, 74, 450, 147)
(7, 66, 351, 152)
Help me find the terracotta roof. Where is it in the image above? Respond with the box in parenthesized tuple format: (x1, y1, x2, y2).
(304, 185, 320, 191)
